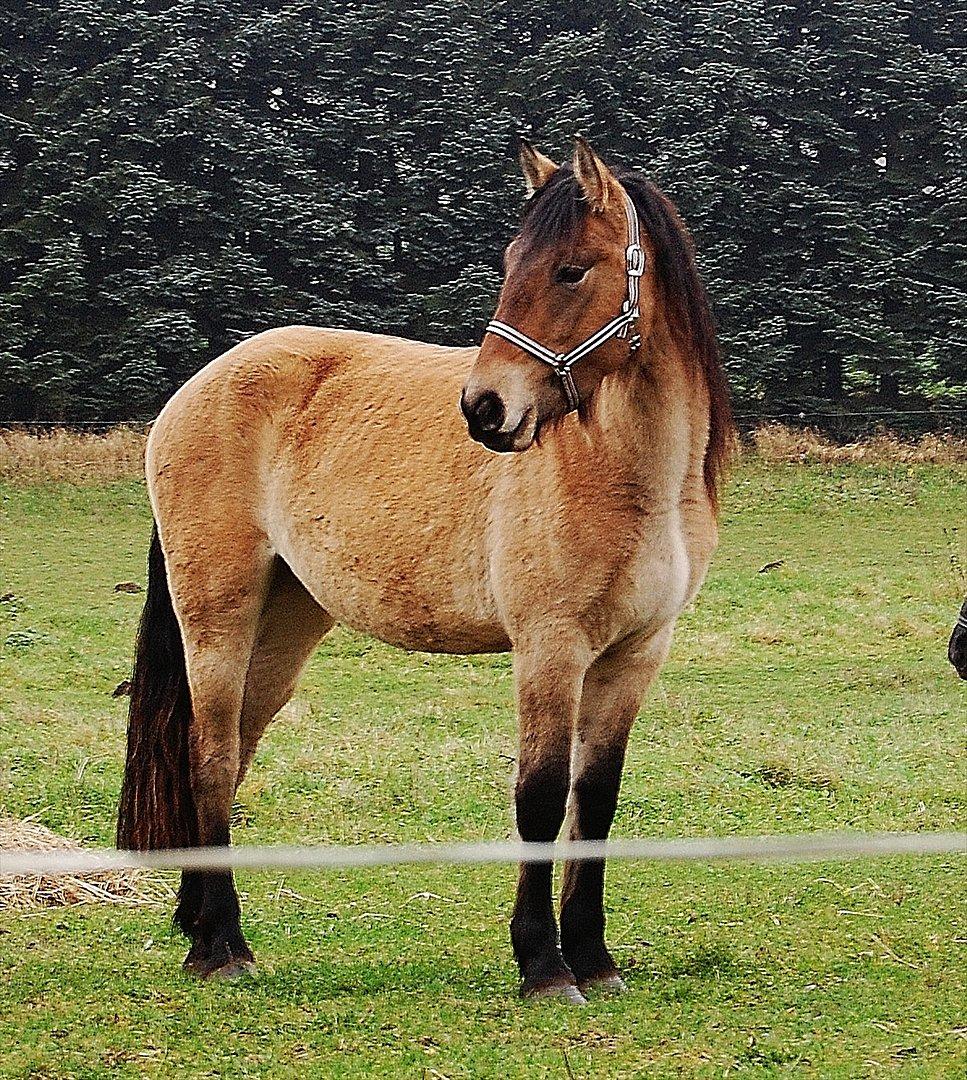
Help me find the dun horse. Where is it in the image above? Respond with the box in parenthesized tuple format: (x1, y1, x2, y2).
(117, 138, 731, 1001)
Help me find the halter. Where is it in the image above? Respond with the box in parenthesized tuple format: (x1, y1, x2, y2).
(484, 190, 644, 412)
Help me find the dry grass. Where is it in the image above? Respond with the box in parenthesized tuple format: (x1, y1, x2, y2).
(0, 814, 171, 911)
(749, 423, 967, 464)
(0, 423, 965, 483)
(0, 427, 147, 483)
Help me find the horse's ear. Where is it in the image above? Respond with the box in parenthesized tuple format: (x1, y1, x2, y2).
(572, 136, 617, 212)
(519, 140, 558, 196)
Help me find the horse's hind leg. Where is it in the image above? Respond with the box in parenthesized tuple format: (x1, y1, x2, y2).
(177, 557, 333, 978)
(236, 558, 335, 788)
(559, 629, 672, 993)
(166, 530, 274, 979)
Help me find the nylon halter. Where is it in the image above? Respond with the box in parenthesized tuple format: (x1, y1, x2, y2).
(484, 190, 645, 412)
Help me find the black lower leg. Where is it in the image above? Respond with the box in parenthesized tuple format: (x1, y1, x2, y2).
(511, 758, 572, 994)
(180, 870, 253, 977)
(174, 869, 205, 934)
(175, 814, 252, 977)
(560, 744, 625, 983)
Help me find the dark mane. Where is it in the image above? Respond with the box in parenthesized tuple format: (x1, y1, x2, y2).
(520, 165, 732, 507)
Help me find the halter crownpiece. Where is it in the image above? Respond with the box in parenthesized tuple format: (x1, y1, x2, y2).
(484, 190, 644, 412)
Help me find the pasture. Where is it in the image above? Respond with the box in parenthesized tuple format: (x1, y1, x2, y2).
(1, 448, 964, 1077)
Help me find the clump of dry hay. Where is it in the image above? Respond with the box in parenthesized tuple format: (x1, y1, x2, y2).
(749, 423, 967, 465)
(0, 426, 147, 483)
(0, 814, 172, 911)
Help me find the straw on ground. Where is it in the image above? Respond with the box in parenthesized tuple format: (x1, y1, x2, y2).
(0, 814, 172, 912)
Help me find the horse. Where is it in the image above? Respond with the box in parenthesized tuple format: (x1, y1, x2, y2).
(117, 137, 731, 1003)
(949, 599, 967, 679)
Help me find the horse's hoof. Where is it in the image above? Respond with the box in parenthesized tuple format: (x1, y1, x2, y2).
(523, 981, 588, 1006)
(580, 973, 627, 995)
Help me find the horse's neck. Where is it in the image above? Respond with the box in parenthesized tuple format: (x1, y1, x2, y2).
(581, 338, 705, 500)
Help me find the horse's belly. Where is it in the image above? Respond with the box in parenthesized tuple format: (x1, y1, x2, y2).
(274, 515, 510, 655)
(327, 576, 511, 655)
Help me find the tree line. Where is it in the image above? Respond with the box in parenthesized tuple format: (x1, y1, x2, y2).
(1, 0, 964, 426)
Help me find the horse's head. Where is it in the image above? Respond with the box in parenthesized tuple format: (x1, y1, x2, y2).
(461, 138, 658, 452)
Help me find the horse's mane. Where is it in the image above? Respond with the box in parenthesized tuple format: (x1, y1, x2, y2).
(520, 165, 732, 507)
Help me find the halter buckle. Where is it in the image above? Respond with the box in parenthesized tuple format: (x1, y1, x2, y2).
(626, 243, 646, 277)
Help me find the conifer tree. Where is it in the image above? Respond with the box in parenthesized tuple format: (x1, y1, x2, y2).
(1, 0, 962, 424)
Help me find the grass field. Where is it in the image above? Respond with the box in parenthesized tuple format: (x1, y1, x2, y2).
(1, 459, 964, 1078)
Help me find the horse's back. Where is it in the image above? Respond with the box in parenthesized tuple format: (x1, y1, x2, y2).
(153, 325, 474, 421)
(147, 324, 479, 484)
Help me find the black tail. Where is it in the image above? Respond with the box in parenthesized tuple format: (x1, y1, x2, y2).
(116, 524, 198, 851)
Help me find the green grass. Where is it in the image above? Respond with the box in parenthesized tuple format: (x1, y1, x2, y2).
(1, 462, 964, 1078)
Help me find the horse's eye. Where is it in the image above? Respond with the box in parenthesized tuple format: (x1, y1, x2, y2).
(556, 264, 589, 285)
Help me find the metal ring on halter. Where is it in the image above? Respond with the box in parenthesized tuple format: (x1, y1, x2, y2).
(483, 189, 644, 414)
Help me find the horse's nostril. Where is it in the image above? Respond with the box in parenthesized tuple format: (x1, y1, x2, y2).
(473, 392, 505, 434)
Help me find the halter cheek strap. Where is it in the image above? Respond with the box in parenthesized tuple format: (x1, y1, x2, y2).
(484, 191, 644, 412)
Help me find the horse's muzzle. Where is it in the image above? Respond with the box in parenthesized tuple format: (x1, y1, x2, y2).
(461, 390, 536, 453)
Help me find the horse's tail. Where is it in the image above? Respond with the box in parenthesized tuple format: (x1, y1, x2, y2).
(116, 523, 198, 851)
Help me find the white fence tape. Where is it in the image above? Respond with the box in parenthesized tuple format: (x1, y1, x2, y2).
(1, 831, 963, 877)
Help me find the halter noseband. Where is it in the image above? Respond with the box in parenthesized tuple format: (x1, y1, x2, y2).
(484, 190, 644, 412)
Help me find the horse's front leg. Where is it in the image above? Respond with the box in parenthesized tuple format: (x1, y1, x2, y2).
(559, 629, 672, 993)
(510, 640, 588, 1002)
